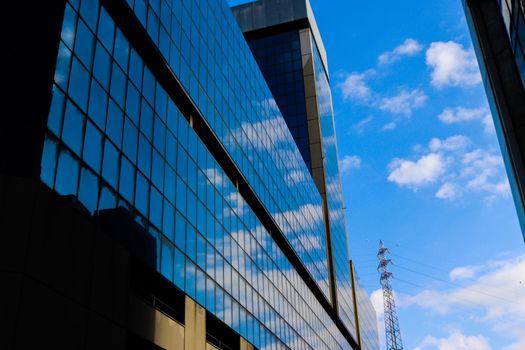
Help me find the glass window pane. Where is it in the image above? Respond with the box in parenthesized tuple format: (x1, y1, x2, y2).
(78, 167, 99, 213)
(97, 7, 115, 51)
(153, 117, 166, 153)
(74, 19, 95, 70)
(48, 87, 66, 136)
(163, 199, 175, 242)
(164, 164, 175, 204)
(126, 81, 141, 125)
(134, 0, 147, 25)
(174, 211, 186, 251)
(114, 29, 130, 71)
(174, 247, 185, 290)
(186, 190, 196, 224)
(176, 175, 187, 215)
(119, 156, 135, 203)
(129, 48, 143, 88)
(61, 4, 77, 49)
(140, 99, 154, 140)
(137, 133, 152, 177)
(93, 42, 111, 88)
(102, 139, 119, 188)
(99, 184, 117, 210)
(88, 79, 108, 129)
(165, 131, 176, 168)
(185, 259, 196, 299)
(196, 233, 206, 269)
(186, 224, 196, 262)
(62, 100, 85, 156)
(110, 63, 126, 107)
(196, 268, 206, 306)
(106, 100, 123, 146)
(161, 239, 174, 281)
(41, 136, 58, 188)
(206, 276, 215, 312)
(123, 118, 138, 161)
(79, 0, 98, 30)
(150, 186, 163, 228)
(142, 67, 155, 104)
(151, 150, 164, 190)
(83, 120, 103, 172)
(68, 58, 90, 111)
(55, 43, 72, 90)
(155, 83, 167, 121)
(135, 171, 150, 216)
(146, 8, 160, 43)
(55, 148, 79, 196)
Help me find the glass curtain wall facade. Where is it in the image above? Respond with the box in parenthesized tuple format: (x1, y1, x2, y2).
(311, 41, 357, 337)
(247, 31, 312, 171)
(37, 0, 359, 349)
(463, 0, 525, 241)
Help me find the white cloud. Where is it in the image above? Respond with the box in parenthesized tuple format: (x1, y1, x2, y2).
(426, 41, 482, 88)
(389, 136, 509, 202)
(404, 254, 525, 350)
(338, 71, 373, 102)
(461, 149, 511, 200)
(438, 106, 495, 134)
(379, 38, 423, 65)
(379, 89, 428, 116)
(414, 330, 492, 350)
(449, 265, 479, 281)
(482, 114, 496, 134)
(353, 115, 374, 133)
(436, 182, 459, 200)
(382, 122, 397, 131)
(438, 107, 487, 124)
(429, 135, 470, 152)
(388, 153, 446, 189)
(340, 155, 362, 173)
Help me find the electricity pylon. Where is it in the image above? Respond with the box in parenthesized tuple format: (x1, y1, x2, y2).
(377, 241, 404, 350)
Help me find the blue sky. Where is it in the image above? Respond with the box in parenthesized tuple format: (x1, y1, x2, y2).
(229, 1, 525, 349)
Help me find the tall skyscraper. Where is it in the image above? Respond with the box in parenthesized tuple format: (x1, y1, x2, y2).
(231, 0, 360, 337)
(463, 0, 525, 241)
(1, 0, 379, 349)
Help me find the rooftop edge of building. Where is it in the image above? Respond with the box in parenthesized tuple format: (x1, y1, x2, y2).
(230, 0, 329, 77)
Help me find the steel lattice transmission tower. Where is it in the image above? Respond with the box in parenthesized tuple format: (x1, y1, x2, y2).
(377, 241, 404, 350)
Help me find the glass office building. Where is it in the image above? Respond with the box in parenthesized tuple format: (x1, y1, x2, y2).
(350, 262, 381, 350)
(232, 0, 360, 339)
(463, 0, 525, 241)
(0, 0, 378, 349)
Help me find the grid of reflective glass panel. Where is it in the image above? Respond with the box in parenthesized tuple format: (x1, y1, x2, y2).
(355, 276, 380, 350)
(311, 38, 357, 338)
(499, 0, 525, 88)
(40, 1, 353, 349)
(247, 31, 312, 171)
(123, 0, 331, 299)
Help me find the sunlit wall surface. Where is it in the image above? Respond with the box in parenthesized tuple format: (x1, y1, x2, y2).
(247, 31, 312, 171)
(40, 0, 353, 349)
(311, 40, 357, 339)
(355, 277, 380, 350)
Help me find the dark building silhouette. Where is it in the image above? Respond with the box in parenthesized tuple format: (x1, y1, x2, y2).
(1, 0, 379, 349)
(463, 0, 525, 241)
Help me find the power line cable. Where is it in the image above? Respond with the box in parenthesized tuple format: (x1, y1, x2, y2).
(392, 263, 525, 307)
(393, 278, 523, 325)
